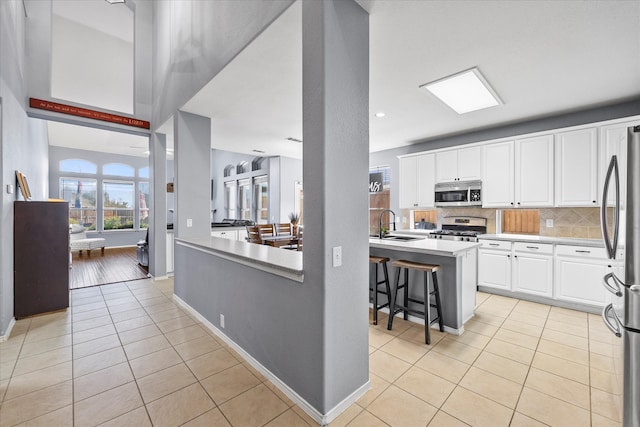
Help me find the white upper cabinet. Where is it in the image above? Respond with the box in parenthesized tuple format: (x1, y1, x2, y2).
(399, 153, 435, 209)
(555, 128, 598, 206)
(515, 135, 554, 207)
(600, 121, 632, 207)
(482, 141, 515, 207)
(436, 146, 482, 183)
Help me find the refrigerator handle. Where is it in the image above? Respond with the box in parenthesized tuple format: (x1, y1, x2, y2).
(602, 304, 622, 337)
(602, 272, 623, 297)
(600, 156, 620, 259)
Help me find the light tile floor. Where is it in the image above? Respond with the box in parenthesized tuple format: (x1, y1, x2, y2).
(0, 279, 623, 426)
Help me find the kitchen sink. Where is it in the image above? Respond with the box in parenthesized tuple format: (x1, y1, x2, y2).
(370, 235, 424, 241)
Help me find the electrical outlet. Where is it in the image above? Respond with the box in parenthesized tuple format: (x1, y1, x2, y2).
(332, 246, 342, 267)
(187, 218, 193, 227)
(546, 219, 554, 228)
(220, 314, 225, 328)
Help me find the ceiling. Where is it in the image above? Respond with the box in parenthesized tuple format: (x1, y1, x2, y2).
(48, 0, 640, 159)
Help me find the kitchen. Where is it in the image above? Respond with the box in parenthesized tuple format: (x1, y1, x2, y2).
(2, 2, 638, 424)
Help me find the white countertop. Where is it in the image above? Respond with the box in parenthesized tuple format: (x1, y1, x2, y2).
(479, 233, 605, 248)
(369, 236, 480, 257)
(175, 236, 303, 282)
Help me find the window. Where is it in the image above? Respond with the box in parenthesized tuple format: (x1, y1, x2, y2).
(252, 157, 265, 171)
(103, 163, 134, 177)
(369, 166, 391, 235)
(139, 167, 149, 179)
(60, 178, 97, 230)
(225, 181, 237, 219)
(60, 159, 97, 174)
(237, 161, 250, 174)
(223, 165, 234, 178)
(103, 181, 134, 230)
(294, 181, 303, 224)
(139, 182, 150, 229)
(254, 176, 268, 224)
(238, 179, 251, 221)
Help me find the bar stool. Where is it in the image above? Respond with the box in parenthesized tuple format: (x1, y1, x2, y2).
(387, 260, 444, 344)
(369, 256, 392, 325)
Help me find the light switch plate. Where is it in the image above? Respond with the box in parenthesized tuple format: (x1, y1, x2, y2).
(187, 219, 193, 227)
(6, 184, 13, 194)
(332, 246, 342, 267)
(546, 219, 554, 228)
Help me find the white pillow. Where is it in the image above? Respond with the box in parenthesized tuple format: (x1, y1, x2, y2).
(70, 224, 85, 234)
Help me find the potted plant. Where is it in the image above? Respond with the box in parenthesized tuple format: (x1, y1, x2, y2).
(288, 212, 300, 235)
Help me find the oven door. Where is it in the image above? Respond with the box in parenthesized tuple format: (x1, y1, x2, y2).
(435, 188, 470, 206)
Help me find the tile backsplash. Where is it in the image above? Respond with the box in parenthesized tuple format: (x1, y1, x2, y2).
(404, 207, 603, 240)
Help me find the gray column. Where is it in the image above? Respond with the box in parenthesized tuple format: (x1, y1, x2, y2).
(174, 111, 211, 238)
(302, 0, 370, 413)
(149, 132, 167, 277)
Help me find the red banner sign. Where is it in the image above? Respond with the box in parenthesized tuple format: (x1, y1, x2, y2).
(29, 98, 150, 130)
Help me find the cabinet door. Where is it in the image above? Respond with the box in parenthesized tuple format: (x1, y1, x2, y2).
(512, 252, 553, 297)
(555, 258, 610, 307)
(555, 128, 598, 206)
(416, 153, 435, 207)
(457, 146, 482, 181)
(399, 156, 418, 208)
(435, 150, 459, 182)
(478, 249, 512, 291)
(237, 229, 248, 241)
(211, 230, 237, 240)
(515, 135, 554, 207)
(600, 122, 632, 208)
(482, 141, 514, 207)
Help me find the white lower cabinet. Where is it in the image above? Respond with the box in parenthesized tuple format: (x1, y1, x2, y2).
(211, 230, 238, 240)
(512, 243, 553, 297)
(555, 245, 611, 307)
(479, 239, 611, 310)
(478, 240, 512, 291)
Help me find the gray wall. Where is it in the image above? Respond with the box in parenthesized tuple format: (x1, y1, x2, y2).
(48, 146, 148, 247)
(370, 100, 640, 218)
(1, 0, 50, 336)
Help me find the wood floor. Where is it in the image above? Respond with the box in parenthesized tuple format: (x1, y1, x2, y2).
(69, 247, 149, 289)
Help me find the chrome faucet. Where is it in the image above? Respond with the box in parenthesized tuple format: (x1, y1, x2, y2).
(379, 209, 396, 239)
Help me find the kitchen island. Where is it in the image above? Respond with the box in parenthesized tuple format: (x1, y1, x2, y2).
(369, 236, 480, 334)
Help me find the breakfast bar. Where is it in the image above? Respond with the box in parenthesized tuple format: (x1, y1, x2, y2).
(369, 236, 480, 334)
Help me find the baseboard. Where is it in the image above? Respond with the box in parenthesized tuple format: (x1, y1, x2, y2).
(0, 317, 16, 342)
(175, 295, 370, 426)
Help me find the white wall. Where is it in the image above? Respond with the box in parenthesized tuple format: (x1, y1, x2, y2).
(1, 0, 50, 336)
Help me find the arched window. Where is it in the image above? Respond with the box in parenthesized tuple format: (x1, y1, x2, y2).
(103, 163, 134, 177)
(223, 164, 235, 177)
(252, 157, 266, 171)
(60, 159, 97, 174)
(237, 161, 250, 174)
(139, 166, 150, 179)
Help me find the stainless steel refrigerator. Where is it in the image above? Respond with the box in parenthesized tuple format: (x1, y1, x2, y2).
(601, 125, 640, 426)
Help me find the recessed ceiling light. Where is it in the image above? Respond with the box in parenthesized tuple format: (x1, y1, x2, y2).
(104, 0, 126, 4)
(286, 137, 302, 143)
(252, 149, 266, 154)
(420, 67, 502, 114)
(374, 112, 386, 118)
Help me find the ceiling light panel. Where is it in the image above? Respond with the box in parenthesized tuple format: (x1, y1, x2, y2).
(420, 68, 502, 114)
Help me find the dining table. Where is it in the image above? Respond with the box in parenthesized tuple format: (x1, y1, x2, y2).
(261, 235, 299, 248)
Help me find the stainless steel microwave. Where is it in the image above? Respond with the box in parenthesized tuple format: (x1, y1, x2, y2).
(434, 180, 482, 207)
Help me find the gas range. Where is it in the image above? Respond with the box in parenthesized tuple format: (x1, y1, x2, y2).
(426, 216, 487, 242)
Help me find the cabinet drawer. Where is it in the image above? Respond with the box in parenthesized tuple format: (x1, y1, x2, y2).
(479, 240, 512, 251)
(555, 244, 607, 259)
(513, 241, 553, 254)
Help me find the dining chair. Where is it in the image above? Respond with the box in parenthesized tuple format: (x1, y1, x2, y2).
(246, 225, 262, 244)
(275, 223, 292, 236)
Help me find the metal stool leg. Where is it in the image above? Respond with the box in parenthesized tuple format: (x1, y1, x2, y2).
(403, 267, 409, 320)
(373, 263, 379, 325)
(387, 266, 402, 330)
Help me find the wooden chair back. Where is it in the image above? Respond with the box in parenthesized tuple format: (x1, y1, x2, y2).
(246, 225, 261, 244)
(275, 223, 292, 236)
(257, 224, 275, 239)
(296, 225, 303, 251)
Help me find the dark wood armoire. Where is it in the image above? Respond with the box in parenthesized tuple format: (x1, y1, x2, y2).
(14, 201, 69, 318)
